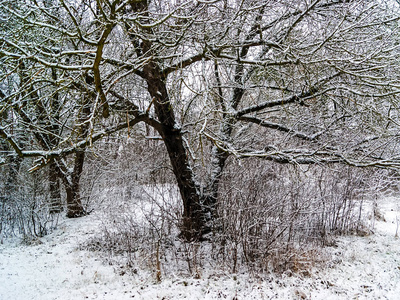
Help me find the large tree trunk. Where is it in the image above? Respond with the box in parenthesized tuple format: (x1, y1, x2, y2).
(122, 0, 208, 240)
(60, 87, 91, 218)
(58, 151, 86, 218)
(162, 124, 205, 240)
(144, 63, 206, 240)
(65, 185, 85, 218)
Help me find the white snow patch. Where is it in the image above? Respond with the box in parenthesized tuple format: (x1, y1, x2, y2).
(1, 197, 400, 299)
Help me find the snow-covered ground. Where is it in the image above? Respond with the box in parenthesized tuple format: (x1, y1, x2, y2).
(1, 197, 400, 300)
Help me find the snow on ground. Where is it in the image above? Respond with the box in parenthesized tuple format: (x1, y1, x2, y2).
(1, 197, 400, 300)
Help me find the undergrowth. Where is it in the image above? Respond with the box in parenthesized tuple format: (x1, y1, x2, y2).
(81, 164, 382, 280)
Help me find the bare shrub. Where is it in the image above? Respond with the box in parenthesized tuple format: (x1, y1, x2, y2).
(0, 160, 59, 241)
(213, 159, 377, 274)
(81, 133, 388, 278)
(82, 184, 185, 277)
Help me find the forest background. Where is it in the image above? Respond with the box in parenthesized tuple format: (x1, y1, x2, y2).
(1, 0, 400, 276)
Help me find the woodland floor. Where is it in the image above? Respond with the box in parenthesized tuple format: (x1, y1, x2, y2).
(1, 196, 400, 299)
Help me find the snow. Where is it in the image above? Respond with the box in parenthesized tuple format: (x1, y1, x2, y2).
(0, 217, 134, 300)
(1, 196, 400, 300)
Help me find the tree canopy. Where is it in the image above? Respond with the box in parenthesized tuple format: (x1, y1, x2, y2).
(1, 0, 400, 239)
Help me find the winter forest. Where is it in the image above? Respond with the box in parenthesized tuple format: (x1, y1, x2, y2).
(1, 0, 400, 298)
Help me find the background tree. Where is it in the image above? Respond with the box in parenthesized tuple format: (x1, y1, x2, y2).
(1, 0, 400, 240)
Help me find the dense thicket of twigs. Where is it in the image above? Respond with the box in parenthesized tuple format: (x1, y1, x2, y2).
(79, 137, 388, 275)
(1, 0, 400, 273)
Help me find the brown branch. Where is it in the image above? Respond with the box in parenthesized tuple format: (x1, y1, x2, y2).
(21, 114, 151, 171)
(0, 126, 24, 158)
(238, 116, 317, 141)
(236, 72, 341, 117)
(162, 52, 207, 77)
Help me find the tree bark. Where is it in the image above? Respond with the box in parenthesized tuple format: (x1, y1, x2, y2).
(143, 62, 206, 240)
(65, 185, 85, 218)
(3, 155, 22, 203)
(59, 150, 86, 218)
(48, 161, 62, 214)
(47, 68, 62, 214)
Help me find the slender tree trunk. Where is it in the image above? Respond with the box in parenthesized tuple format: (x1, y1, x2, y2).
(205, 146, 229, 217)
(1, 110, 23, 208)
(0, 154, 22, 237)
(47, 68, 62, 213)
(52, 89, 89, 218)
(48, 161, 62, 213)
(4, 155, 22, 203)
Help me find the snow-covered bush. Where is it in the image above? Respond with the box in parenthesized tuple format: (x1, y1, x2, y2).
(0, 159, 59, 241)
(82, 149, 386, 277)
(214, 161, 373, 274)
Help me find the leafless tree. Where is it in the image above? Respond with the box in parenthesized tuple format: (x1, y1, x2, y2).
(1, 0, 400, 240)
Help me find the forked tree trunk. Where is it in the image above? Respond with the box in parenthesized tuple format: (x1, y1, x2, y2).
(122, 0, 208, 240)
(61, 89, 91, 218)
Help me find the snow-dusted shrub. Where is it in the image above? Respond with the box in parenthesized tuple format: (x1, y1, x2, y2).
(82, 184, 186, 277)
(214, 160, 377, 274)
(0, 160, 59, 240)
(80, 133, 391, 277)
